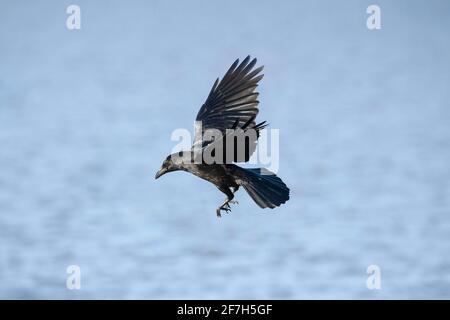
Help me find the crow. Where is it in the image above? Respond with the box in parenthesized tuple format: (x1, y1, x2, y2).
(155, 56, 290, 217)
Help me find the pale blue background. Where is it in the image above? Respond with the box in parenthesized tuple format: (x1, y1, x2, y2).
(1, 0, 449, 299)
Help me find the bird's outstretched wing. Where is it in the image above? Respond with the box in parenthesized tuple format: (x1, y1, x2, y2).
(193, 56, 266, 163)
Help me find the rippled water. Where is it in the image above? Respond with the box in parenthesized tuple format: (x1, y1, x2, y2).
(1, 0, 449, 299)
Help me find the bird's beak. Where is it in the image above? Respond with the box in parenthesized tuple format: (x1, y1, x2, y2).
(155, 167, 168, 179)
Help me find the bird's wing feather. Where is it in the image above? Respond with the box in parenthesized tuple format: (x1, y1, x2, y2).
(194, 56, 264, 145)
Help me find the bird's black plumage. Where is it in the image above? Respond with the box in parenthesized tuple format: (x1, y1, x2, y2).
(155, 56, 290, 217)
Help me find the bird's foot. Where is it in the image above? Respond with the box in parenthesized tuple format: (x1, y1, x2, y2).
(216, 202, 232, 218)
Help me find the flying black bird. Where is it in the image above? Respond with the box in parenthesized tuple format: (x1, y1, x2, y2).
(155, 56, 290, 217)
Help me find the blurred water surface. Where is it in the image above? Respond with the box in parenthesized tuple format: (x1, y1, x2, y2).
(0, 0, 449, 299)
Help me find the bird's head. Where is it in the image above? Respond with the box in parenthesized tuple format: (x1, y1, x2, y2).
(155, 152, 185, 179)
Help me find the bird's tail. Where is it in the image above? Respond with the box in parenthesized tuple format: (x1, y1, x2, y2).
(238, 168, 290, 209)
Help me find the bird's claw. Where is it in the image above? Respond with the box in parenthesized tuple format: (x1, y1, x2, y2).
(216, 202, 233, 217)
(223, 200, 237, 209)
(215, 196, 240, 218)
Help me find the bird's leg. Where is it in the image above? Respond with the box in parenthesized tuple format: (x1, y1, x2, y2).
(216, 186, 235, 218)
(230, 186, 240, 204)
(226, 186, 240, 206)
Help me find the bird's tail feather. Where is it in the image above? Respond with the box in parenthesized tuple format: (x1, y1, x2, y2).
(239, 168, 290, 209)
